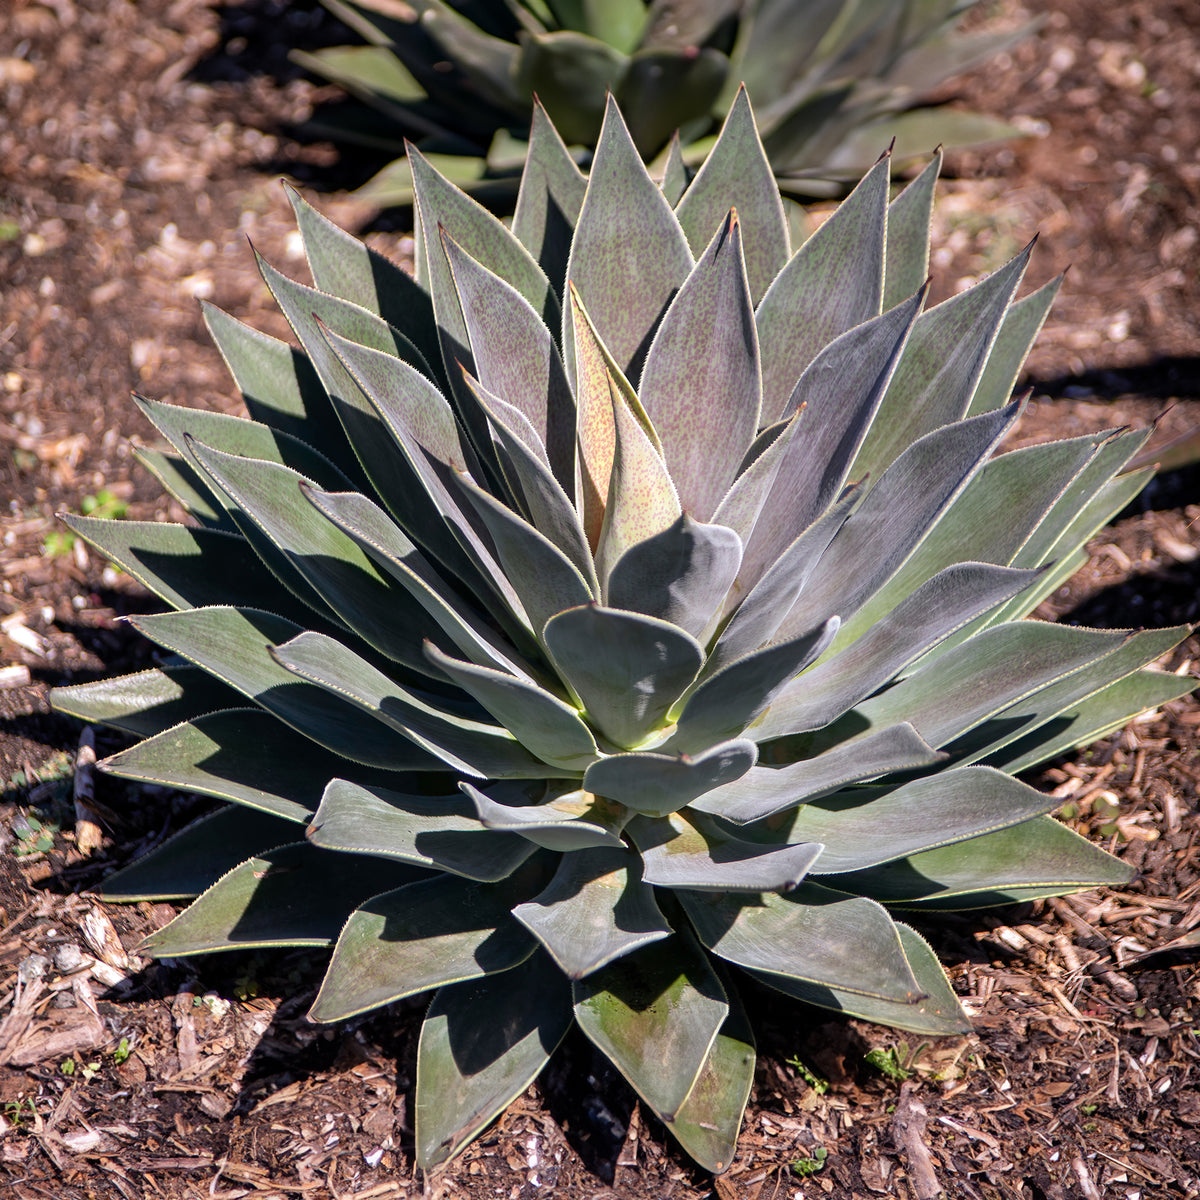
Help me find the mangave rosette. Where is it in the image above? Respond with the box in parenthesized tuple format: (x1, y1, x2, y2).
(53, 91, 1190, 1173)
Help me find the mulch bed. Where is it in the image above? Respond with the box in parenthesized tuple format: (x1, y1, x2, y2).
(1, 1, 1198, 1197)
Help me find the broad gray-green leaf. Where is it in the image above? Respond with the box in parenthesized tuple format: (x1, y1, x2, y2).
(49, 665, 241, 739)
(543, 605, 703, 748)
(512, 99, 588, 293)
(424, 644, 599, 770)
(883, 149, 941, 311)
(607, 514, 742, 641)
(135, 445, 231, 530)
(565, 93, 693, 385)
(680, 884, 920, 1002)
(777, 401, 1020, 641)
(129, 608, 439, 770)
(628, 812, 823, 892)
(99, 806, 300, 902)
(735, 286, 924, 593)
(836, 815, 1133, 909)
(584, 739, 758, 817)
(753, 923, 971, 1036)
(659, 131, 689, 206)
(692, 722, 940, 823)
(416, 953, 572, 1170)
(573, 933, 729, 1119)
(441, 230, 576, 491)
(669, 989, 755, 1174)
(617, 45, 729, 161)
(992, 668, 1197, 776)
(308, 778, 537, 881)
(675, 85, 789, 305)
(309, 865, 546, 1022)
(638, 211, 760, 522)
(593, 370, 682, 587)
(98, 708, 374, 823)
(772, 766, 1061, 874)
(756, 153, 889, 424)
(461, 781, 628, 851)
(62, 517, 282, 614)
(302, 484, 535, 679)
(201, 303, 353, 476)
(756, 562, 1042, 738)
(513, 847, 673, 977)
(670, 617, 839, 754)
(852, 242, 1032, 480)
(186, 439, 441, 674)
(284, 183, 442, 382)
(142, 842, 422, 956)
(968, 275, 1062, 417)
(272, 630, 562, 779)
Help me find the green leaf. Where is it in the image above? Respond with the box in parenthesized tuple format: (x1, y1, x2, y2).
(284, 184, 443, 386)
(992, 668, 1197, 776)
(424, 644, 599, 771)
(756, 153, 889, 424)
(516, 30, 622, 147)
(752, 923, 972, 1036)
(99, 807, 301, 902)
(836, 815, 1134, 909)
(513, 847, 673, 977)
(142, 842, 423, 956)
(606, 514, 742, 642)
(756, 562, 1042, 738)
(692, 722, 940, 823)
(882, 149, 941, 312)
(98, 708, 384, 823)
(573, 933, 729, 1120)
(135, 446, 232, 531)
(310, 865, 546, 1022)
(735, 286, 925, 597)
(272, 630, 562, 779)
(512, 99, 588, 295)
(416, 953, 573, 1170)
(307, 778, 538, 882)
(461, 781, 628, 850)
(594, 371, 682, 587)
(542, 605, 703, 748)
(659, 132, 689, 206)
(852, 243, 1032, 480)
(583, 740, 758, 817)
(680, 883, 921, 1002)
(675, 86, 789, 306)
(62, 517, 283, 614)
(668, 986, 755, 1174)
(186, 440, 442, 674)
(776, 766, 1060, 874)
(777, 401, 1020, 641)
(50, 665, 241, 739)
(129, 608, 441, 770)
(565, 94, 693, 385)
(628, 812, 823, 892)
(671, 617, 839, 754)
(968, 275, 1062, 417)
(638, 211, 761, 522)
(441, 229, 577, 493)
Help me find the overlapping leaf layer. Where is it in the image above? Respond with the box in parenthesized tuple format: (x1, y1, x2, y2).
(53, 94, 1190, 1173)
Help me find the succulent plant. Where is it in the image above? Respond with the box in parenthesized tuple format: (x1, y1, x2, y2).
(54, 92, 1189, 1174)
(295, 0, 1033, 206)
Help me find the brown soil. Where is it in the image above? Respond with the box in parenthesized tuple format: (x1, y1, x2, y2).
(1, 2, 1198, 1198)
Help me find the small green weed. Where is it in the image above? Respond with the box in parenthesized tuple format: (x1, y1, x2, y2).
(865, 1040, 932, 1082)
(3, 1097, 37, 1126)
(786, 1054, 829, 1095)
(43, 489, 128, 557)
(791, 1146, 827, 1177)
(12, 812, 58, 857)
(112, 1037, 131, 1066)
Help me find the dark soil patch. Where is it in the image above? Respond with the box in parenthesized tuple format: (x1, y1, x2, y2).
(1, 2, 1198, 1198)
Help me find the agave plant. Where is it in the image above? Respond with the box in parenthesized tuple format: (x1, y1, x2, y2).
(295, 0, 1032, 205)
(55, 92, 1189, 1174)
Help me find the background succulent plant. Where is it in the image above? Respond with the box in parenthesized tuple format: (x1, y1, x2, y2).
(53, 92, 1190, 1173)
(294, 0, 1034, 206)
